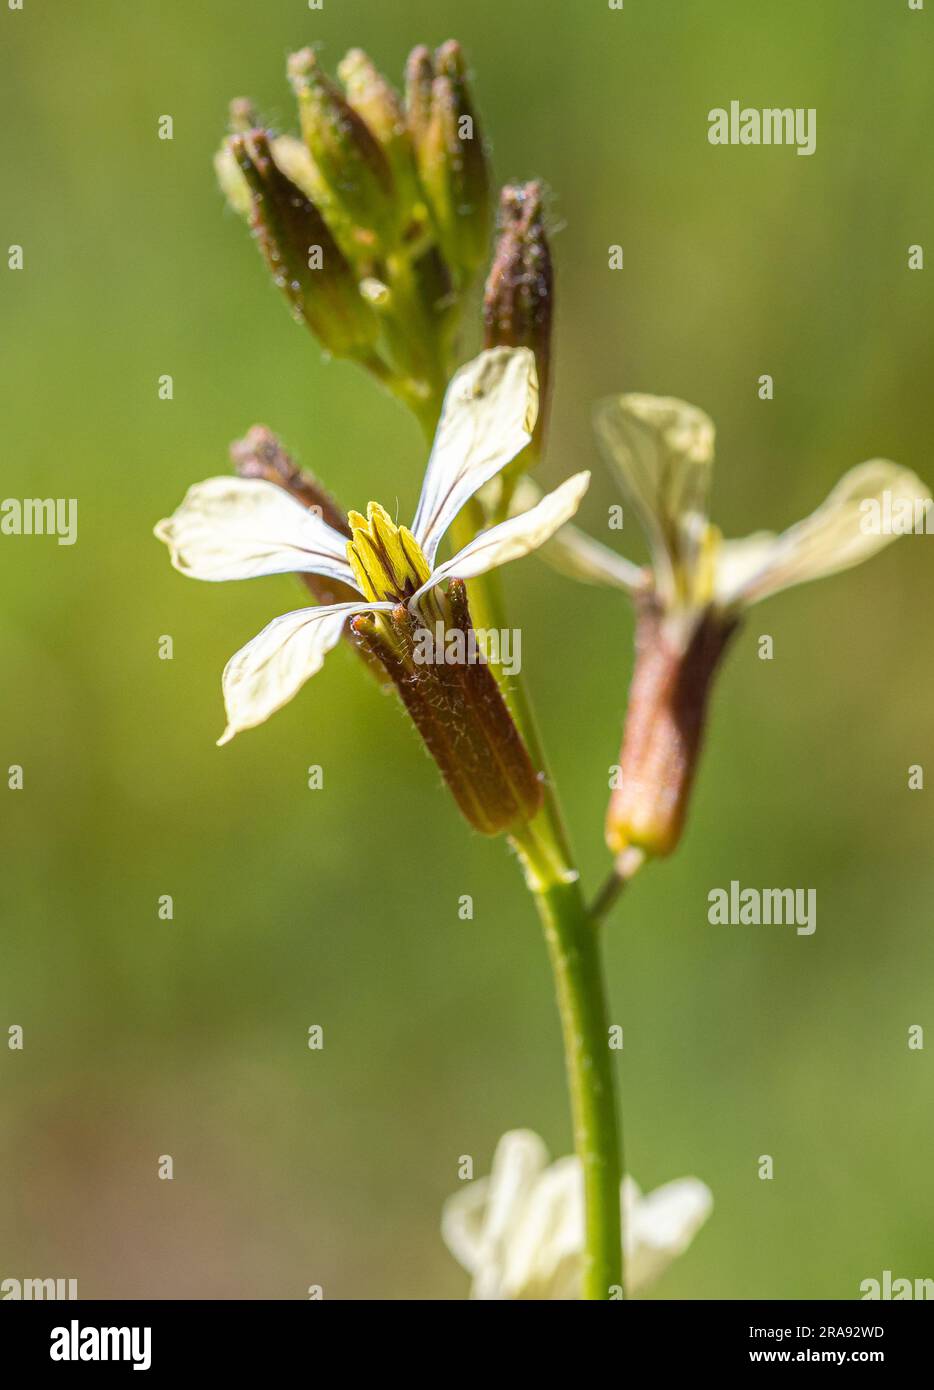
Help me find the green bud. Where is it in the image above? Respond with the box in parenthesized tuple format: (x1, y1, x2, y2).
(287, 47, 397, 252)
(337, 48, 420, 220)
(484, 183, 553, 459)
(215, 100, 269, 216)
(230, 130, 378, 359)
(412, 41, 491, 288)
(404, 46, 434, 151)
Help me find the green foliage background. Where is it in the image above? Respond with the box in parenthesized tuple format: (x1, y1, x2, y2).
(1, 0, 931, 1298)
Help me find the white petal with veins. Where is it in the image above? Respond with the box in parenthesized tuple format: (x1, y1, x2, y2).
(155, 476, 356, 586)
(594, 394, 715, 606)
(716, 460, 931, 609)
(412, 471, 591, 602)
(410, 347, 539, 565)
(511, 477, 645, 593)
(218, 600, 392, 745)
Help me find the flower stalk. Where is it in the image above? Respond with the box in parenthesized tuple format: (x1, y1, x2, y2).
(176, 41, 632, 1299)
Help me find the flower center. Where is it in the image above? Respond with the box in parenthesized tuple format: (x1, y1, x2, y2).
(346, 501, 432, 603)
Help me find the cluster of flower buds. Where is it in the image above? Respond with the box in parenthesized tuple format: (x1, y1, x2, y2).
(215, 42, 493, 423)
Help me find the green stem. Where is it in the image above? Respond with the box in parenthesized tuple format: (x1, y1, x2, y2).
(512, 826, 624, 1299)
(419, 390, 623, 1300)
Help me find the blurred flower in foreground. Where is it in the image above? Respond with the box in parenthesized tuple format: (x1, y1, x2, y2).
(531, 395, 930, 865)
(215, 42, 493, 420)
(155, 348, 589, 834)
(442, 1129, 712, 1299)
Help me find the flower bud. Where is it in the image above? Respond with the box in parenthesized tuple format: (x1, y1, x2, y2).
(337, 48, 420, 220)
(410, 41, 491, 288)
(605, 600, 737, 860)
(484, 182, 553, 461)
(230, 130, 378, 359)
(287, 47, 397, 252)
(404, 45, 434, 151)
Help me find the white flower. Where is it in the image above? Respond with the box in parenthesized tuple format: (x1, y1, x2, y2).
(154, 347, 590, 744)
(531, 392, 930, 631)
(532, 394, 930, 861)
(442, 1129, 712, 1299)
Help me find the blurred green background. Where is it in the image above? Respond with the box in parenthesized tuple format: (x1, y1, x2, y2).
(2, 0, 931, 1300)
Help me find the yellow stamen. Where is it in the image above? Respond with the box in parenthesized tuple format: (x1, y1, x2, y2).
(346, 501, 432, 602)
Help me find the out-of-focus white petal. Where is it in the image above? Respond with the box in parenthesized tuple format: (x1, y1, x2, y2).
(471, 1128, 550, 1299)
(712, 530, 779, 608)
(442, 1128, 713, 1301)
(593, 394, 715, 606)
(410, 347, 539, 565)
(511, 477, 645, 594)
(155, 476, 356, 586)
(624, 1176, 713, 1294)
(440, 1178, 491, 1277)
(715, 460, 931, 609)
(441, 1129, 549, 1301)
(502, 1156, 584, 1301)
(412, 472, 591, 603)
(218, 600, 392, 745)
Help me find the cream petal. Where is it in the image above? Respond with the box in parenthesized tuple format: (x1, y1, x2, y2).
(511, 478, 645, 594)
(501, 1156, 584, 1300)
(440, 1178, 491, 1277)
(411, 472, 591, 603)
(594, 394, 715, 606)
(155, 476, 356, 586)
(625, 1177, 713, 1294)
(410, 347, 539, 566)
(218, 600, 392, 745)
(442, 1128, 713, 1300)
(468, 1129, 550, 1301)
(716, 460, 931, 609)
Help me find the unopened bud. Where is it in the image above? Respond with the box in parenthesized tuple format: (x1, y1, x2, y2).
(230, 130, 378, 359)
(338, 48, 420, 219)
(404, 45, 434, 150)
(228, 97, 259, 134)
(606, 601, 737, 859)
(410, 41, 491, 288)
(288, 47, 397, 251)
(484, 182, 553, 460)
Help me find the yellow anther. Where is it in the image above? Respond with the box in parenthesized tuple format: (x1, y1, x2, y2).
(346, 500, 432, 601)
